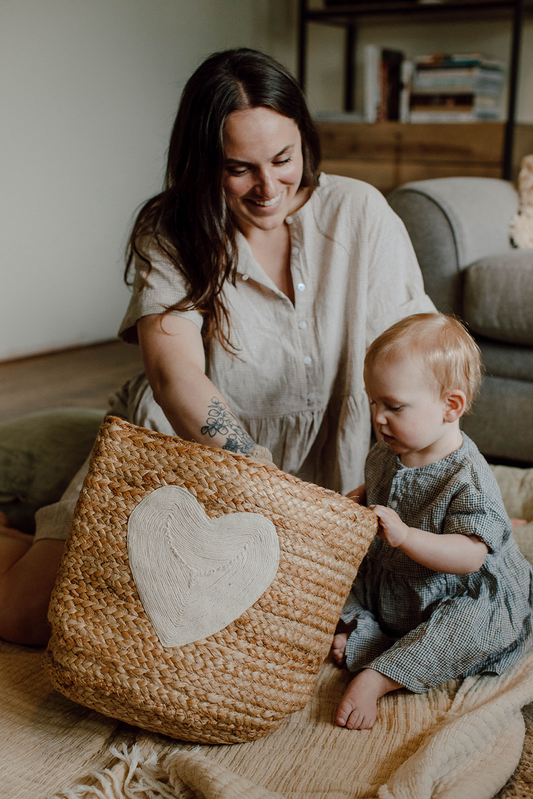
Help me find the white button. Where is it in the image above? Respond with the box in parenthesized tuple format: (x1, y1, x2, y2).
(390, 500, 398, 509)
(307, 392, 315, 402)
(242, 274, 249, 281)
(297, 283, 306, 292)
(299, 320, 307, 330)
(285, 216, 293, 225)
(303, 356, 312, 366)
(292, 247, 300, 256)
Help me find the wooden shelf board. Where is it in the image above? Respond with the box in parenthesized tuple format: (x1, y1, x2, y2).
(316, 121, 508, 162)
(308, 0, 533, 25)
(317, 120, 533, 192)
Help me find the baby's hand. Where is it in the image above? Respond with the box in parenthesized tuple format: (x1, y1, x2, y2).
(370, 505, 409, 548)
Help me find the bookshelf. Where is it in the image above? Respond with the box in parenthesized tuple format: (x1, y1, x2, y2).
(298, 0, 533, 181)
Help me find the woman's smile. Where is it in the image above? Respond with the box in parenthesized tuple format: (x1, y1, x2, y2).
(247, 190, 284, 209)
(222, 107, 305, 235)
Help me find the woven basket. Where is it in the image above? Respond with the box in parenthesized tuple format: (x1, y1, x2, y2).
(45, 416, 377, 744)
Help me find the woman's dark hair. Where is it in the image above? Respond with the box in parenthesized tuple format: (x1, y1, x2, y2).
(125, 48, 321, 350)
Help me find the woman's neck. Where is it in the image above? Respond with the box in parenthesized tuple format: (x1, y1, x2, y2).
(246, 224, 294, 302)
(239, 185, 313, 302)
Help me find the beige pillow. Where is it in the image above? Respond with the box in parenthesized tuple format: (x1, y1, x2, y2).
(491, 464, 533, 565)
(510, 154, 533, 249)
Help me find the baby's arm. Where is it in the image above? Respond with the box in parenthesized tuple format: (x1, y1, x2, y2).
(371, 505, 488, 575)
(346, 484, 366, 505)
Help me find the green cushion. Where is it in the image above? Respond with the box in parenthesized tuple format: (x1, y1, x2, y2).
(0, 408, 104, 533)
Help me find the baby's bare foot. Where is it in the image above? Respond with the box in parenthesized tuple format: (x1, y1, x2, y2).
(336, 669, 402, 730)
(331, 632, 349, 666)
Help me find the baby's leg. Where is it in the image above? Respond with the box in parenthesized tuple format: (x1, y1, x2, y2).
(336, 669, 402, 730)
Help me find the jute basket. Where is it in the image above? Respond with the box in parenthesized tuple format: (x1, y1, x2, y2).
(45, 416, 377, 744)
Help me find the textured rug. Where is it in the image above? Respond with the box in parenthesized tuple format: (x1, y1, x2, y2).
(2, 464, 533, 799)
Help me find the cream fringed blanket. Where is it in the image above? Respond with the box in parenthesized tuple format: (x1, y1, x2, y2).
(3, 464, 533, 799)
(2, 643, 533, 799)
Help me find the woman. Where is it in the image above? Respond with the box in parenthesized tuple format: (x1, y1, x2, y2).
(0, 48, 434, 646)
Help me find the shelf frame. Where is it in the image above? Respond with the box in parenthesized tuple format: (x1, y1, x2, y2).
(297, 0, 532, 179)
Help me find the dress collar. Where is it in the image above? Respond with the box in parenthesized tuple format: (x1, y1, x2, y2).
(233, 175, 323, 281)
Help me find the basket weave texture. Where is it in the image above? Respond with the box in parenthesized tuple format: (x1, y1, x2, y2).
(45, 417, 377, 744)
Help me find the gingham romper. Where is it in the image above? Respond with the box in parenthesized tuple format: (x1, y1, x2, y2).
(341, 435, 533, 692)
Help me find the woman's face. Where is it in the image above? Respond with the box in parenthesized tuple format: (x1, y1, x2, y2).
(222, 107, 305, 235)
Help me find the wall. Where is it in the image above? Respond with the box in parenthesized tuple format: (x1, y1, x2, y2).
(4, 1, 531, 361)
(1, 0, 268, 361)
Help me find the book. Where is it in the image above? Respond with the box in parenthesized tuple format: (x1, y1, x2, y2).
(364, 44, 381, 123)
(399, 60, 414, 122)
(381, 48, 404, 121)
(414, 53, 504, 71)
(364, 45, 405, 122)
(409, 111, 501, 122)
(412, 69, 504, 94)
(410, 92, 499, 109)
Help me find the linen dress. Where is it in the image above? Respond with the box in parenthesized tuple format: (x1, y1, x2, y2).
(341, 435, 533, 693)
(34, 174, 434, 540)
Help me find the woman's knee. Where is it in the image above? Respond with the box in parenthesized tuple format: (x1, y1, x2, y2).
(0, 538, 65, 646)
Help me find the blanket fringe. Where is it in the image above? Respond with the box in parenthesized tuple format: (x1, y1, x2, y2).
(51, 743, 187, 799)
(52, 743, 284, 799)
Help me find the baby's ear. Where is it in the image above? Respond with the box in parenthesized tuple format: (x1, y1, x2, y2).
(443, 389, 466, 422)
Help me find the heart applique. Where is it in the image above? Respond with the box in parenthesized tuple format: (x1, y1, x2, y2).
(127, 485, 280, 647)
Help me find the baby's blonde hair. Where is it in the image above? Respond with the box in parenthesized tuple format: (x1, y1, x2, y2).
(365, 313, 483, 412)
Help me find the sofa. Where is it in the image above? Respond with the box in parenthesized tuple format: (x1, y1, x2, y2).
(388, 176, 533, 465)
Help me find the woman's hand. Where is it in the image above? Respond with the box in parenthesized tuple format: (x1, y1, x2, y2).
(346, 484, 366, 505)
(370, 505, 409, 547)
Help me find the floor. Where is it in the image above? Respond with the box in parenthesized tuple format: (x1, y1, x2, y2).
(0, 340, 144, 422)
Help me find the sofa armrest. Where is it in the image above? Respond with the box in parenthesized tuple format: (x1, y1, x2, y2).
(388, 177, 519, 316)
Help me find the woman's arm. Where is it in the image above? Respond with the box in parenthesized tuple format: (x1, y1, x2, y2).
(371, 504, 488, 575)
(138, 313, 256, 454)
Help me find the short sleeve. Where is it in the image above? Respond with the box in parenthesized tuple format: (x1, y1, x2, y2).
(442, 480, 510, 554)
(119, 247, 203, 344)
(364, 189, 435, 347)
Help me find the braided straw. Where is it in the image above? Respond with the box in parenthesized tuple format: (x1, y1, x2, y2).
(45, 417, 377, 744)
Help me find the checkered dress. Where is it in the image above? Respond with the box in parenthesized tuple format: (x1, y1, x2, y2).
(341, 434, 533, 692)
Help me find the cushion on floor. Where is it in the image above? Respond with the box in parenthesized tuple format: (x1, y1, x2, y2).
(0, 408, 104, 533)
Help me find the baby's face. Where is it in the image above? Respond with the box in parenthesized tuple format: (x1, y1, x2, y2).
(364, 354, 451, 467)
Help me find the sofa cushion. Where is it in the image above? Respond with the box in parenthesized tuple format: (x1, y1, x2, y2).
(478, 337, 533, 382)
(463, 250, 533, 346)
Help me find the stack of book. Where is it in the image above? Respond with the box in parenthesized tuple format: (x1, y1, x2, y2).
(408, 53, 505, 122)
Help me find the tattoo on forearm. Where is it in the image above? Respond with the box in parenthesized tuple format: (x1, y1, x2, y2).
(201, 397, 255, 454)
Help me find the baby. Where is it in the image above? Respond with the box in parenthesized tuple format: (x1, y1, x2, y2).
(334, 313, 533, 730)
